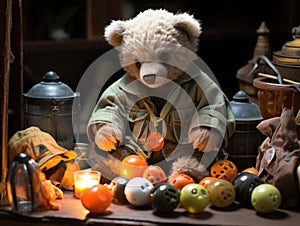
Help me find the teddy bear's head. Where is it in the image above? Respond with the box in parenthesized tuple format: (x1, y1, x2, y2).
(104, 9, 202, 88)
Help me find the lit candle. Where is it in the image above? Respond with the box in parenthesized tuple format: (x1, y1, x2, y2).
(73, 170, 101, 198)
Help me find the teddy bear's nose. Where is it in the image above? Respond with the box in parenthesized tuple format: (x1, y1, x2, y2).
(143, 74, 156, 84)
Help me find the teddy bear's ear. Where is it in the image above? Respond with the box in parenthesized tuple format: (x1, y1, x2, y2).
(172, 13, 202, 41)
(104, 20, 126, 47)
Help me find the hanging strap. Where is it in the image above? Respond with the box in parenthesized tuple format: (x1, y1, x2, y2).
(135, 85, 183, 159)
(142, 85, 182, 134)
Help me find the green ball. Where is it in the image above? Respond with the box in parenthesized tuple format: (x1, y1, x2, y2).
(180, 183, 209, 213)
(251, 184, 281, 213)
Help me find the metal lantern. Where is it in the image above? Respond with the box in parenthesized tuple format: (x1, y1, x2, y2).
(6, 153, 40, 212)
(23, 71, 80, 150)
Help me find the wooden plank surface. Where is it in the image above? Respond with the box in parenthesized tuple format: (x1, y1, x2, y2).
(0, 191, 299, 226)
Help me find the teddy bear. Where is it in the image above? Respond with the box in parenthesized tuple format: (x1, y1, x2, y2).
(87, 9, 235, 183)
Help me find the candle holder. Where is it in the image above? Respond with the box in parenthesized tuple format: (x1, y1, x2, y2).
(73, 170, 100, 198)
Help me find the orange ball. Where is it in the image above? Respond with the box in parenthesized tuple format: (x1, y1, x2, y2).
(120, 155, 148, 179)
(199, 176, 218, 189)
(80, 184, 112, 213)
(242, 167, 258, 176)
(143, 165, 167, 186)
(169, 173, 194, 191)
(145, 132, 165, 151)
(210, 160, 238, 182)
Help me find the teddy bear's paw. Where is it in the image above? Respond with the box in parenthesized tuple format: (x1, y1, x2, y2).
(189, 127, 210, 151)
(95, 124, 122, 151)
(170, 156, 209, 183)
(189, 127, 222, 152)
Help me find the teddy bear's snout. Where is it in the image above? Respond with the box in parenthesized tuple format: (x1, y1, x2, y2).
(140, 62, 169, 88)
(143, 74, 157, 84)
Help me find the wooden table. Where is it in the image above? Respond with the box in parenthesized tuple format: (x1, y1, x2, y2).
(0, 191, 299, 226)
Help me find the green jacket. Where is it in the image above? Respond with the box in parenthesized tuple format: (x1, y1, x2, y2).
(87, 64, 235, 160)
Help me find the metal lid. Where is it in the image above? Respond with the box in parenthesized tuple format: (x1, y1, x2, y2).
(13, 152, 31, 163)
(230, 91, 263, 121)
(281, 26, 300, 57)
(24, 71, 76, 99)
(273, 25, 300, 65)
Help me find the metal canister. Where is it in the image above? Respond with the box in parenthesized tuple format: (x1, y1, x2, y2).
(228, 91, 265, 171)
(23, 71, 80, 150)
(273, 25, 300, 82)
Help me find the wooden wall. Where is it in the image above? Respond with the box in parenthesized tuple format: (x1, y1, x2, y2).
(0, 0, 23, 188)
(2, 0, 300, 143)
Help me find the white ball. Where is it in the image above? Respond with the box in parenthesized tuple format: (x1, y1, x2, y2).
(124, 177, 154, 206)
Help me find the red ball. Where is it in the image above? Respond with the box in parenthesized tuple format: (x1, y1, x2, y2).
(120, 155, 148, 179)
(80, 184, 112, 213)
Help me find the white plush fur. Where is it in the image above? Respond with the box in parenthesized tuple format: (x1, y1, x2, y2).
(99, 9, 211, 182)
(104, 9, 201, 87)
(105, 9, 201, 50)
(104, 20, 126, 47)
(172, 13, 202, 38)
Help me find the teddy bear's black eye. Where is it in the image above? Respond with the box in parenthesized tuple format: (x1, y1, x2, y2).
(160, 52, 170, 62)
(135, 61, 141, 69)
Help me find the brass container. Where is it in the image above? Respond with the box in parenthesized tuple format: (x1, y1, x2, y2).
(273, 26, 300, 82)
(236, 22, 271, 104)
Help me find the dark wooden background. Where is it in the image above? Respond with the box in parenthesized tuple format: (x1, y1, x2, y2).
(1, 0, 300, 179)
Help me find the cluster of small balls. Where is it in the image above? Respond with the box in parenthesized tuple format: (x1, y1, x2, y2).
(80, 155, 281, 215)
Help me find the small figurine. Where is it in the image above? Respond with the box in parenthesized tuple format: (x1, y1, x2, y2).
(39, 172, 63, 210)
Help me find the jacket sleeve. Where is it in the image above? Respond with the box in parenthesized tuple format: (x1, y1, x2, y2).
(190, 70, 235, 142)
(87, 86, 126, 142)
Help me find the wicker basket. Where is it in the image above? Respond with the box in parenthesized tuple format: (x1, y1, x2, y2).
(253, 76, 300, 119)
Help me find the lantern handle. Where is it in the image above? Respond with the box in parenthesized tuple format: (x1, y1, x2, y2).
(250, 55, 300, 93)
(292, 26, 300, 39)
(248, 55, 283, 84)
